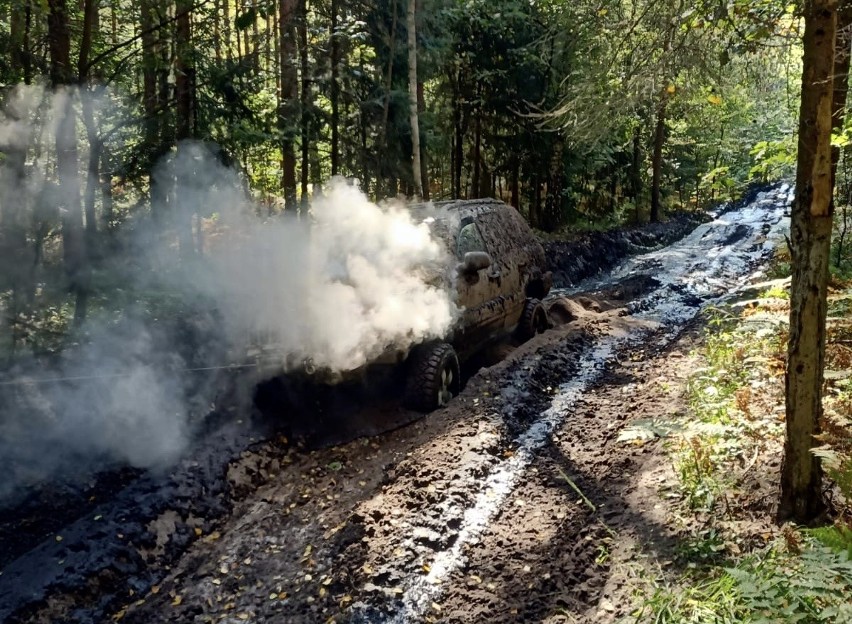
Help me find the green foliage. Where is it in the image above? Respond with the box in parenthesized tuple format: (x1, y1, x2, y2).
(638, 539, 852, 624)
(807, 526, 852, 559)
(749, 138, 797, 182)
(673, 309, 784, 510)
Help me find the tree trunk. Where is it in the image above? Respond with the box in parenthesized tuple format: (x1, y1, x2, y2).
(831, 1, 852, 188)
(141, 0, 158, 143)
(541, 138, 564, 232)
(632, 125, 642, 223)
(23, 0, 33, 84)
(223, 0, 232, 61)
(175, 0, 196, 258)
(650, 92, 667, 223)
(406, 0, 422, 197)
(298, 0, 309, 213)
(78, 0, 98, 246)
(530, 170, 541, 228)
(417, 80, 430, 200)
(472, 100, 481, 198)
(77, 0, 96, 79)
(329, 0, 340, 176)
(779, 0, 837, 524)
(100, 148, 113, 230)
(453, 74, 464, 198)
(10, 0, 32, 81)
(48, 0, 88, 326)
(279, 0, 298, 209)
(511, 153, 520, 210)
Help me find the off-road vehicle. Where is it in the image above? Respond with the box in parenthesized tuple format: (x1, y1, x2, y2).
(251, 198, 551, 413)
(399, 198, 551, 411)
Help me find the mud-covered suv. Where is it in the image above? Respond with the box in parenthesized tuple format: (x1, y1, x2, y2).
(401, 198, 551, 411)
(251, 198, 551, 413)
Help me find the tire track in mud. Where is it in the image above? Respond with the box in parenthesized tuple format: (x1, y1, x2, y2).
(344, 184, 793, 622)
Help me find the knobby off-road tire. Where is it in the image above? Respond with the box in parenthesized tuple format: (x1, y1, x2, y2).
(516, 298, 549, 342)
(403, 342, 461, 412)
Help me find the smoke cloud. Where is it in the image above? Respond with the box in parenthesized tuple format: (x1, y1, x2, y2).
(0, 85, 458, 502)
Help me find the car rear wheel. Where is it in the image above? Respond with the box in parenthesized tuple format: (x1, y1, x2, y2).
(516, 298, 549, 342)
(403, 342, 461, 412)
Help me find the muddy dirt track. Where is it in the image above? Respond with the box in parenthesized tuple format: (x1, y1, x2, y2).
(0, 184, 792, 623)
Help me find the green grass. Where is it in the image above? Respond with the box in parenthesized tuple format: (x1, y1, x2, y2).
(634, 296, 852, 624)
(671, 309, 784, 511)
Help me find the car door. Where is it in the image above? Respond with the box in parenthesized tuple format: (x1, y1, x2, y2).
(474, 208, 527, 330)
(454, 215, 509, 355)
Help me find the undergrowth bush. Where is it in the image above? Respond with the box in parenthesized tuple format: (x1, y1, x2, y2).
(638, 536, 852, 623)
(673, 309, 784, 511)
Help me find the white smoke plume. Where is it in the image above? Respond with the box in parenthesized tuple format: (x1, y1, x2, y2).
(0, 85, 459, 501)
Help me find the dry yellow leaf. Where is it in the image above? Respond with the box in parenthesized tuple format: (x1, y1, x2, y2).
(171, 595, 182, 607)
(194, 527, 203, 537)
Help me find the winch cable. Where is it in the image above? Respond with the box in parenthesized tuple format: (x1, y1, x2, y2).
(0, 362, 260, 387)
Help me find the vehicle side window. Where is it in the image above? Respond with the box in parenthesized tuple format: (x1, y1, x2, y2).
(456, 222, 487, 258)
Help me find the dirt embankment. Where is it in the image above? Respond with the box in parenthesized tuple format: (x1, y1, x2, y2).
(543, 184, 776, 288)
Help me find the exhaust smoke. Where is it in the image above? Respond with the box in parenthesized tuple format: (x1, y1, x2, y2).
(0, 86, 458, 502)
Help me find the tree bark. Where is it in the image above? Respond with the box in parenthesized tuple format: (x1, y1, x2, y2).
(650, 92, 668, 223)
(632, 125, 642, 223)
(453, 71, 464, 198)
(511, 152, 520, 210)
(298, 0, 310, 213)
(48, 0, 88, 325)
(831, 0, 852, 188)
(78, 0, 99, 245)
(407, 0, 422, 197)
(779, 0, 838, 524)
(541, 138, 564, 232)
(472, 98, 481, 198)
(175, 0, 196, 258)
(279, 0, 298, 209)
(77, 0, 96, 79)
(417, 80, 430, 200)
(329, 0, 340, 176)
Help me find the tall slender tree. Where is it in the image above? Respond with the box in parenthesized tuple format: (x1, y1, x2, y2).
(279, 0, 298, 210)
(48, 0, 88, 324)
(780, 0, 838, 523)
(407, 0, 422, 197)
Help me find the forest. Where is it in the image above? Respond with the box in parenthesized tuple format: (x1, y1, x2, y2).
(3, 0, 852, 621)
(0, 0, 801, 348)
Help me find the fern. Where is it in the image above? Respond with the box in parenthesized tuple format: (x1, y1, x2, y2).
(808, 526, 852, 559)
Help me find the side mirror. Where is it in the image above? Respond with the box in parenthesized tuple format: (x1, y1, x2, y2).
(459, 251, 492, 274)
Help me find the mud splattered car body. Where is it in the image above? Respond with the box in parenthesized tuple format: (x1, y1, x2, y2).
(420, 198, 551, 359)
(253, 198, 551, 411)
(354, 197, 551, 411)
